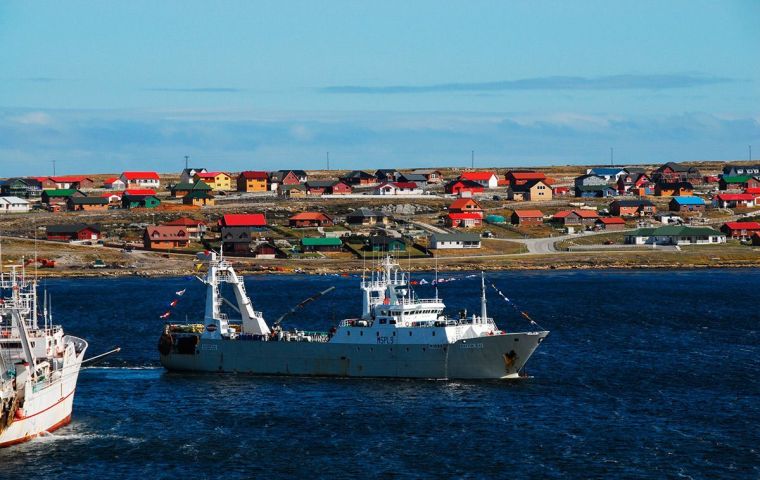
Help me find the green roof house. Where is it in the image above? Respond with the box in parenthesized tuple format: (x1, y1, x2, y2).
(301, 237, 343, 252)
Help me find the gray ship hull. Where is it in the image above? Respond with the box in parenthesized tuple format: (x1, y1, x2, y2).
(160, 331, 548, 380)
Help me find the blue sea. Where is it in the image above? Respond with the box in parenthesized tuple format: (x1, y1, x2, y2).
(2, 269, 758, 479)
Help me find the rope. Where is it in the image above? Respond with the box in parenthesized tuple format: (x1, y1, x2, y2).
(489, 282, 545, 331)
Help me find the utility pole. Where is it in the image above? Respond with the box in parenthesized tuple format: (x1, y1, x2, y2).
(52, 159, 56, 176)
(750, 145, 752, 161)
(471, 150, 474, 169)
(184, 155, 189, 169)
(610, 147, 614, 167)
(326, 152, 330, 171)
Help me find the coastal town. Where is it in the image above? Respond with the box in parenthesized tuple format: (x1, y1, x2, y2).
(1, 160, 759, 275)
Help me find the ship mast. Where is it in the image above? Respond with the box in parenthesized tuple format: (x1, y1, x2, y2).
(480, 272, 487, 324)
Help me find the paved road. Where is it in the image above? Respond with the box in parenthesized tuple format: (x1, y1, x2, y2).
(491, 229, 636, 254)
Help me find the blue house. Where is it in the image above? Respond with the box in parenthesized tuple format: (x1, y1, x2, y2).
(575, 185, 617, 198)
(669, 196, 706, 213)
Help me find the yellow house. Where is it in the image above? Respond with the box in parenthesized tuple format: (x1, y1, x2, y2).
(508, 180, 553, 202)
(194, 172, 233, 191)
(182, 191, 215, 206)
(237, 171, 269, 192)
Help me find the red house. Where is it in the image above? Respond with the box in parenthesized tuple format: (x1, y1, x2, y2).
(553, 186, 570, 196)
(219, 213, 267, 228)
(720, 221, 760, 239)
(288, 212, 334, 228)
(445, 212, 483, 228)
(46, 224, 101, 241)
(595, 217, 626, 230)
(511, 209, 544, 226)
(445, 180, 484, 196)
(460, 171, 498, 189)
(504, 171, 546, 186)
(448, 198, 483, 216)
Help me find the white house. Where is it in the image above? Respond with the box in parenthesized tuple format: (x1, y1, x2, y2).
(373, 182, 423, 195)
(104, 177, 126, 190)
(180, 168, 207, 183)
(429, 233, 482, 249)
(120, 171, 161, 189)
(0, 196, 31, 213)
(459, 172, 499, 189)
(624, 226, 725, 245)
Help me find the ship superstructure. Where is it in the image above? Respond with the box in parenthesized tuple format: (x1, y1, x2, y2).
(159, 253, 548, 379)
(0, 265, 88, 447)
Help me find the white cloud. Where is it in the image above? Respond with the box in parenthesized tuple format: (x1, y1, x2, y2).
(11, 111, 53, 125)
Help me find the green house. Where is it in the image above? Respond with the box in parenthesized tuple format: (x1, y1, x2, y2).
(368, 235, 406, 252)
(122, 194, 161, 209)
(301, 237, 343, 252)
(41, 189, 84, 204)
(171, 180, 212, 197)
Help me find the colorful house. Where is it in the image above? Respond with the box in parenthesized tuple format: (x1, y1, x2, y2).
(278, 184, 306, 197)
(508, 180, 553, 201)
(120, 171, 160, 189)
(723, 165, 760, 177)
(269, 170, 307, 190)
(220, 227, 254, 254)
(713, 193, 758, 209)
(448, 198, 483, 215)
(306, 180, 352, 196)
(67, 196, 109, 211)
(171, 180, 212, 198)
(459, 171, 499, 189)
(445, 212, 483, 228)
(46, 223, 101, 241)
(610, 199, 656, 217)
(511, 210, 543, 226)
(719, 175, 760, 191)
(289, 212, 334, 228)
(409, 169, 443, 184)
(122, 194, 161, 209)
(552, 210, 599, 227)
(575, 185, 617, 198)
(180, 168, 207, 183)
(368, 236, 406, 252)
(595, 217, 626, 230)
(301, 237, 343, 253)
(669, 196, 706, 213)
(616, 173, 650, 194)
(163, 217, 207, 240)
(219, 213, 267, 229)
(143, 226, 190, 250)
(720, 221, 760, 240)
(41, 189, 84, 205)
(444, 180, 484, 196)
(651, 163, 702, 185)
(49, 176, 95, 190)
(182, 190, 215, 206)
(346, 208, 389, 226)
(195, 172, 233, 191)
(504, 171, 546, 187)
(236, 171, 269, 192)
(654, 182, 694, 197)
(340, 170, 377, 186)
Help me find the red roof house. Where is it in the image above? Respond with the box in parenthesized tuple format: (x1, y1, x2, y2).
(444, 212, 483, 228)
(288, 212, 334, 228)
(123, 189, 157, 196)
(720, 221, 760, 239)
(595, 217, 626, 230)
(448, 198, 483, 216)
(460, 171, 499, 189)
(713, 193, 758, 208)
(219, 213, 267, 228)
(511, 209, 544, 226)
(504, 171, 546, 186)
(120, 171, 161, 188)
(552, 209, 599, 226)
(445, 180, 485, 196)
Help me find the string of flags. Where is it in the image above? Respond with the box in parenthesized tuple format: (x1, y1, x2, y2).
(489, 282, 544, 330)
(159, 288, 186, 319)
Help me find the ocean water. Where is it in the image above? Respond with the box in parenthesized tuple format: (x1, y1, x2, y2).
(1, 269, 758, 479)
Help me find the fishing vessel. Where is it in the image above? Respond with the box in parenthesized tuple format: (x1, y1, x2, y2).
(159, 253, 548, 379)
(0, 264, 88, 447)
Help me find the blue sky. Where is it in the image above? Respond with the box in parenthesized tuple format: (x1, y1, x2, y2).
(1, 0, 759, 176)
